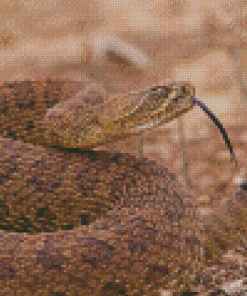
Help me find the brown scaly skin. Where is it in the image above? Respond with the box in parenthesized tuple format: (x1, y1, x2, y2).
(0, 79, 246, 295)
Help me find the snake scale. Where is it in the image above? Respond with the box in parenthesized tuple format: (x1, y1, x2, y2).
(0, 78, 246, 295)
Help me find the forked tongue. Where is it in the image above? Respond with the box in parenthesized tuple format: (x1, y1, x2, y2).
(192, 97, 239, 172)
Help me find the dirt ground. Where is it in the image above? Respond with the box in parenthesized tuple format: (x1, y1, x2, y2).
(0, 0, 246, 294)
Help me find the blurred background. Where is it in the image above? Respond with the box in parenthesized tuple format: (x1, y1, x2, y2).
(0, 0, 246, 196)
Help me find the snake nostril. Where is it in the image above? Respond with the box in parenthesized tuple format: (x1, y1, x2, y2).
(181, 86, 187, 93)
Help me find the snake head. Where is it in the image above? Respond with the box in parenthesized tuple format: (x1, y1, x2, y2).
(108, 81, 195, 134)
(42, 81, 196, 149)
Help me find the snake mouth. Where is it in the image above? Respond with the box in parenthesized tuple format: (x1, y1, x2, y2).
(157, 91, 194, 124)
(159, 102, 194, 126)
(127, 100, 194, 134)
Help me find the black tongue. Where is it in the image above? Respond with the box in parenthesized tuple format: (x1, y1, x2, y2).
(192, 97, 235, 158)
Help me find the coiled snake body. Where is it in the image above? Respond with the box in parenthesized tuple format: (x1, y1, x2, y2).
(0, 79, 245, 295)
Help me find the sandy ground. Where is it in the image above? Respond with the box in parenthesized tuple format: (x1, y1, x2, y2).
(0, 0, 246, 294)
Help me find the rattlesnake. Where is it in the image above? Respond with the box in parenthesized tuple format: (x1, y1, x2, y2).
(0, 78, 245, 295)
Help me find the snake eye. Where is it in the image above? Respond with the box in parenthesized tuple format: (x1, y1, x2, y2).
(150, 86, 164, 92)
(181, 84, 192, 94)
